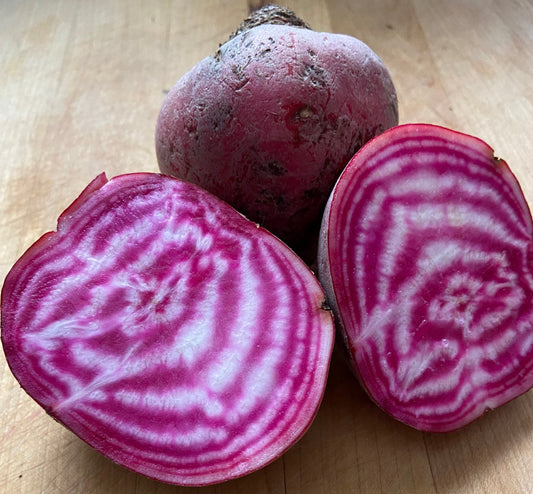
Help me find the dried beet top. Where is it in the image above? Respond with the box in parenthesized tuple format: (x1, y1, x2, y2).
(319, 124, 533, 432)
(1, 173, 334, 486)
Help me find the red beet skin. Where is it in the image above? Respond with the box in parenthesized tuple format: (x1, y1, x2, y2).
(1, 173, 334, 486)
(319, 123, 533, 432)
(155, 8, 398, 251)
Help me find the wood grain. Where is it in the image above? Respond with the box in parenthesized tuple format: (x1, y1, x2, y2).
(1, 1, 533, 493)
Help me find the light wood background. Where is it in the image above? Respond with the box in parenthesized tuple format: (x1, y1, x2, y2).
(2, 1, 533, 493)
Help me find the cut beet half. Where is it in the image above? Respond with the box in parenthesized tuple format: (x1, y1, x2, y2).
(318, 123, 533, 432)
(1, 173, 334, 486)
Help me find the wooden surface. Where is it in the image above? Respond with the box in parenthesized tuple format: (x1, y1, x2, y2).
(1, 1, 533, 492)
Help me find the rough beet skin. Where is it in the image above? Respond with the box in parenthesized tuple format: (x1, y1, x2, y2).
(319, 123, 533, 432)
(156, 5, 398, 252)
(1, 173, 334, 486)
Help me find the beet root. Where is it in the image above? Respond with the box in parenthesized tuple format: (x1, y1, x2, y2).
(318, 123, 533, 432)
(155, 6, 398, 252)
(1, 173, 334, 486)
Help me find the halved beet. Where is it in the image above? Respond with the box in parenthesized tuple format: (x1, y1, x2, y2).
(318, 123, 533, 432)
(1, 173, 334, 486)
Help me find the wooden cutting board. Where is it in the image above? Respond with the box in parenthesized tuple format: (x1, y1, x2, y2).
(1, 1, 533, 492)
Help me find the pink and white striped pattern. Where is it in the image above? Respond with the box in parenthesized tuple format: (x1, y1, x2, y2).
(1, 173, 334, 485)
(319, 124, 533, 432)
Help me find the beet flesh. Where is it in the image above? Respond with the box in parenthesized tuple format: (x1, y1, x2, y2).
(318, 123, 533, 432)
(156, 7, 398, 252)
(1, 173, 334, 486)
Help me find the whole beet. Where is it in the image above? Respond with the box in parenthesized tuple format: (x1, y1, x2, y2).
(156, 5, 398, 252)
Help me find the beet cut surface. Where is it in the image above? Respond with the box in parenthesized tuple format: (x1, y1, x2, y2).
(319, 123, 533, 432)
(1, 172, 334, 485)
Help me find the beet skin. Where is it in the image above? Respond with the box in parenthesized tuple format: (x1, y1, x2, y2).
(156, 7, 398, 251)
